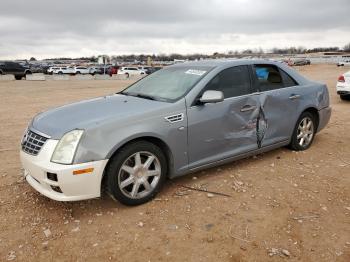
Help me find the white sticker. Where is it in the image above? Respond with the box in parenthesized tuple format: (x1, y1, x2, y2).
(185, 69, 206, 76)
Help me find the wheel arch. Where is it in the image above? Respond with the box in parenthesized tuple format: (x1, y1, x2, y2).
(300, 107, 319, 130)
(102, 136, 174, 184)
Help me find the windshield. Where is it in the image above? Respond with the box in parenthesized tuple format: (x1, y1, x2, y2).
(121, 66, 213, 102)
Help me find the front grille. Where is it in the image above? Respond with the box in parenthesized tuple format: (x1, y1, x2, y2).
(21, 129, 48, 156)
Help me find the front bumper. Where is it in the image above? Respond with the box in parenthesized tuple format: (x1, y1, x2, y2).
(20, 139, 108, 201)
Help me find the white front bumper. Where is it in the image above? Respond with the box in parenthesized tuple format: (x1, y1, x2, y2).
(20, 139, 108, 201)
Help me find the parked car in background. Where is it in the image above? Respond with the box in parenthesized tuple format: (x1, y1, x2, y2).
(145, 66, 162, 75)
(117, 67, 146, 77)
(337, 60, 350, 67)
(107, 66, 119, 76)
(20, 59, 331, 206)
(0, 61, 32, 80)
(74, 66, 96, 75)
(95, 65, 112, 75)
(29, 64, 44, 74)
(47, 66, 60, 75)
(138, 66, 152, 71)
(336, 71, 350, 100)
(293, 59, 311, 66)
(88, 66, 103, 75)
(53, 66, 75, 75)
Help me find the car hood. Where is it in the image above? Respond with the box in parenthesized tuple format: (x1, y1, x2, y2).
(32, 94, 169, 139)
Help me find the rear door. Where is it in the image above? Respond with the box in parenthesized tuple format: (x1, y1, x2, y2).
(4, 62, 16, 74)
(187, 65, 261, 168)
(251, 64, 301, 147)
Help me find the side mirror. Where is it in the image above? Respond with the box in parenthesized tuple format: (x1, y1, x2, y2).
(199, 90, 224, 104)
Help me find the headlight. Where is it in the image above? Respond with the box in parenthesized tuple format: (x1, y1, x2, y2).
(51, 130, 84, 164)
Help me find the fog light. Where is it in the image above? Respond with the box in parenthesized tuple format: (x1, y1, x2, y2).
(50, 186, 62, 193)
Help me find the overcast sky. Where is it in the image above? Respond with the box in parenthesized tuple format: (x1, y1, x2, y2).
(0, 0, 349, 59)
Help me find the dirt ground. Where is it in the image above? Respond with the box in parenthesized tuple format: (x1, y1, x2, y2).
(0, 65, 349, 262)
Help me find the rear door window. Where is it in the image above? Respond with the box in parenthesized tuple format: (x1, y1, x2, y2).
(204, 66, 252, 99)
(254, 64, 298, 91)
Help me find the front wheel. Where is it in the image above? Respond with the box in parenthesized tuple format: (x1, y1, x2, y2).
(106, 141, 167, 206)
(289, 112, 316, 151)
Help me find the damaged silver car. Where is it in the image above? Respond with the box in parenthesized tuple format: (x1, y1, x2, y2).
(20, 60, 331, 205)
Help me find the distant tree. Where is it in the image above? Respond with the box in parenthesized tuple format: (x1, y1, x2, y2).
(344, 43, 350, 52)
(242, 49, 253, 54)
(296, 46, 306, 54)
(258, 47, 264, 54)
(29, 57, 36, 61)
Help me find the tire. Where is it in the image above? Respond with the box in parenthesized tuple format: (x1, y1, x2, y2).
(106, 141, 167, 206)
(340, 95, 350, 101)
(15, 75, 23, 80)
(289, 112, 317, 151)
(24, 71, 32, 79)
(76, 71, 81, 74)
(125, 73, 129, 78)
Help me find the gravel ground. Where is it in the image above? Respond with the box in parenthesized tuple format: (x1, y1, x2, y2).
(0, 65, 349, 262)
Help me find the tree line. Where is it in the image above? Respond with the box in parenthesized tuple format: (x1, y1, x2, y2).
(35, 42, 350, 63)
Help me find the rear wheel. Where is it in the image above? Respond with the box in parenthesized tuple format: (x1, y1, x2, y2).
(25, 71, 32, 79)
(106, 141, 167, 206)
(289, 112, 316, 151)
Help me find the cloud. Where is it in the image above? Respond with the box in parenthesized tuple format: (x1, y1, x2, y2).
(0, 0, 349, 59)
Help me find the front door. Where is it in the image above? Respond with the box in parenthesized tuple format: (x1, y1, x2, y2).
(187, 65, 261, 169)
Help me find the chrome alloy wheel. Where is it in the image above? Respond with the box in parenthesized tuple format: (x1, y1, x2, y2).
(118, 151, 161, 199)
(297, 117, 314, 147)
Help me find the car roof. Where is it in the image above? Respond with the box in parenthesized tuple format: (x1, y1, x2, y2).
(171, 58, 311, 85)
(170, 59, 283, 69)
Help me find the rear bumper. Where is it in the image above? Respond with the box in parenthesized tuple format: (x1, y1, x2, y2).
(20, 139, 108, 201)
(317, 106, 332, 132)
(336, 83, 350, 95)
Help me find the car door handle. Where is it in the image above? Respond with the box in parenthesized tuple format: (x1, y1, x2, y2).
(289, 94, 301, 100)
(240, 105, 257, 112)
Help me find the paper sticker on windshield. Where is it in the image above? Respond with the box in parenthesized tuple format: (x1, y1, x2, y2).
(185, 69, 206, 76)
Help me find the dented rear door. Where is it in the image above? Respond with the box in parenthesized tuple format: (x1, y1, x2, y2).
(251, 64, 300, 147)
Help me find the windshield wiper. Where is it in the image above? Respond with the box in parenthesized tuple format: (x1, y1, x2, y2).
(122, 92, 156, 101)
